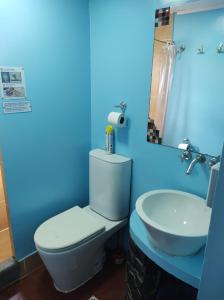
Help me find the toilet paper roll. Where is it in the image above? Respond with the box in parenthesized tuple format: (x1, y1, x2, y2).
(107, 112, 126, 128)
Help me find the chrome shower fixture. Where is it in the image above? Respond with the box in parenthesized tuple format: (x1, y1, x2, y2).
(176, 44, 186, 54)
(197, 45, 205, 54)
(216, 42, 224, 53)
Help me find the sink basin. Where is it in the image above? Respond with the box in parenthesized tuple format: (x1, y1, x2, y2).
(136, 189, 211, 256)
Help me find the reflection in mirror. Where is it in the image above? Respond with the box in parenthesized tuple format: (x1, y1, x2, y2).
(147, 3, 224, 156)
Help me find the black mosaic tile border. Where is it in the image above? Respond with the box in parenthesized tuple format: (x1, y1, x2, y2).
(155, 7, 170, 27)
(147, 118, 162, 144)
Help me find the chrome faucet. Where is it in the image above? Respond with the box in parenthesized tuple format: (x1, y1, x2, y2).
(186, 154, 206, 175)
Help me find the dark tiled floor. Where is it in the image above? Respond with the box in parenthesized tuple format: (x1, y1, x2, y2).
(0, 261, 126, 300)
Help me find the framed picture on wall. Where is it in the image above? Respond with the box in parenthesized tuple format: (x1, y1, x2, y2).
(0, 67, 27, 99)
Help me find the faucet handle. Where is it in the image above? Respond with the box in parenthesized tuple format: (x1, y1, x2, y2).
(208, 156, 220, 169)
(180, 150, 192, 162)
(196, 153, 206, 163)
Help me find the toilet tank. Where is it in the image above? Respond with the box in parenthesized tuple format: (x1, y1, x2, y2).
(89, 149, 132, 221)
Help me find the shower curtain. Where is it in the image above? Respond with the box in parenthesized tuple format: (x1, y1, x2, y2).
(154, 42, 176, 138)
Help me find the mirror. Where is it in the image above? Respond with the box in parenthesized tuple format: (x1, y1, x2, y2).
(147, 2, 224, 156)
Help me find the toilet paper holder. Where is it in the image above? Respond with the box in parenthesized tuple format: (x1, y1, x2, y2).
(114, 101, 127, 114)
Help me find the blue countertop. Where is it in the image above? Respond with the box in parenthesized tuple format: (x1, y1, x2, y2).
(130, 210, 205, 289)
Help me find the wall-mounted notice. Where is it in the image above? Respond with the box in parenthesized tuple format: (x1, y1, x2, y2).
(3, 101, 32, 114)
(0, 67, 27, 99)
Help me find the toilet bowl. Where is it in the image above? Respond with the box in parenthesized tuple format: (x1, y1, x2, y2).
(34, 205, 127, 292)
(34, 149, 132, 293)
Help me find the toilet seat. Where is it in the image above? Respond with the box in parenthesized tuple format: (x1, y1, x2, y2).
(34, 206, 105, 251)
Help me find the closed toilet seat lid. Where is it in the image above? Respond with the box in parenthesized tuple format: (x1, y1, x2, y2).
(34, 206, 105, 251)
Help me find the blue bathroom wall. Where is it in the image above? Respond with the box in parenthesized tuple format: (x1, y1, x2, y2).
(164, 9, 224, 156)
(0, 0, 91, 260)
(90, 0, 211, 213)
(89, 0, 224, 297)
(198, 147, 224, 299)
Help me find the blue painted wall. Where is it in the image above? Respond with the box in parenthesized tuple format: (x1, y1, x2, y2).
(90, 0, 211, 213)
(90, 1, 224, 297)
(198, 146, 224, 299)
(0, 0, 91, 260)
(164, 9, 224, 156)
(0, 0, 222, 296)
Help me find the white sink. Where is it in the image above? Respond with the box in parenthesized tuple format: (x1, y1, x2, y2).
(136, 189, 211, 256)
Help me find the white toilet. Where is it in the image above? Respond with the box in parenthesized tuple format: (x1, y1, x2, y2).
(34, 149, 132, 293)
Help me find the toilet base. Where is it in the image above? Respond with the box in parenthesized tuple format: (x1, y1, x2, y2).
(54, 263, 104, 293)
(37, 239, 106, 293)
(53, 250, 105, 293)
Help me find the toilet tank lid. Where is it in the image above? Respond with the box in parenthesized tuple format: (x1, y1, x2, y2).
(34, 206, 105, 251)
(90, 149, 131, 164)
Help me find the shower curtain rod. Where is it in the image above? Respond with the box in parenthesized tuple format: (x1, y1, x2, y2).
(154, 38, 186, 53)
(154, 38, 174, 44)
